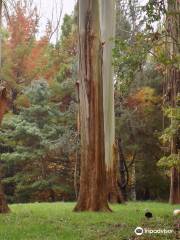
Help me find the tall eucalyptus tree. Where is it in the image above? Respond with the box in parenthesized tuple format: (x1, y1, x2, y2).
(74, 0, 123, 211)
(74, 0, 110, 211)
(100, 0, 123, 203)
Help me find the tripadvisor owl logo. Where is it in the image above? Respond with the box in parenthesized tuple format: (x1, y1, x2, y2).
(134, 226, 174, 236)
(134, 227, 144, 236)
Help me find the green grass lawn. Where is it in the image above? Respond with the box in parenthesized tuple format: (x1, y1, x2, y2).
(0, 202, 179, 240)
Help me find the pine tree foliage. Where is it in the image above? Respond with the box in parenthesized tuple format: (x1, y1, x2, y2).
(0, 80, 77, 202)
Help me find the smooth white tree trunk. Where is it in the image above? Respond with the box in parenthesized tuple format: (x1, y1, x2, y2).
(99, 0, 115, 168)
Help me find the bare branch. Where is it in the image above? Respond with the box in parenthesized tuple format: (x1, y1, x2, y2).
(48, 0, 63, 42)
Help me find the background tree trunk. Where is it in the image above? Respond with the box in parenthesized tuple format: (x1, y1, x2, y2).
(170, 167, 180, 204)
(0, 181, 9, 213)
(117, 137, 127, 201)
(0, 87, 10, 213)
(74, 0, 110, 212)
(130, 160, 136, 201)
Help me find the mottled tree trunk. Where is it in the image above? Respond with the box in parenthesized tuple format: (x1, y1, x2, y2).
(100, 0, 123, 203)
(74, 0, 110, 212)
(0, 87, 10, 213)
(106, 144, 123, 203)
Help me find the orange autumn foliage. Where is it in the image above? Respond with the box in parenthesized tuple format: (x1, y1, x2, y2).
(126, 87, 160, 112)
(4, 2, 58, 88)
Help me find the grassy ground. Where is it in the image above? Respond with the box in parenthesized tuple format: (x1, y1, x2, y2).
(0, 202, 179, 240)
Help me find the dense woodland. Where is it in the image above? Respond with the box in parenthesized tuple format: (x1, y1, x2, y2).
(0, 0, 179, 213)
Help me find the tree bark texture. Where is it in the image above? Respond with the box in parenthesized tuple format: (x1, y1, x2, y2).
(106, 143, 123, 203)
(100, 0, 123, 203)
(74, 0, 110, 211)
(166, 1, 180, 204)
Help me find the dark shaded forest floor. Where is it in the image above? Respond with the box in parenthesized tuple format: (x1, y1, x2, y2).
(0, 202, 179, 240)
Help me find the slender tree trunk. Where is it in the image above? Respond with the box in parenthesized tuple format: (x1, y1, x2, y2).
(168, 71, 180, 204)
(74, 150, 80, 199)
(100, 0, 123, 203)
(117, 137, 127, 201)
(0, 87, 10, 213)
(74, 81, 80, 199)
(169, 130, 180, 204)
(130, 160, 136, 201)
(74, 0, 110, 212)
(0, 2, 10, 213)
(127, 120, 137, 201)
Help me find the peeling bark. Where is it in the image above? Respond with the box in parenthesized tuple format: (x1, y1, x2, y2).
(107, 143, 123, 203)
(100, 0, 123, 203)
(74, 0, 110, 212)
